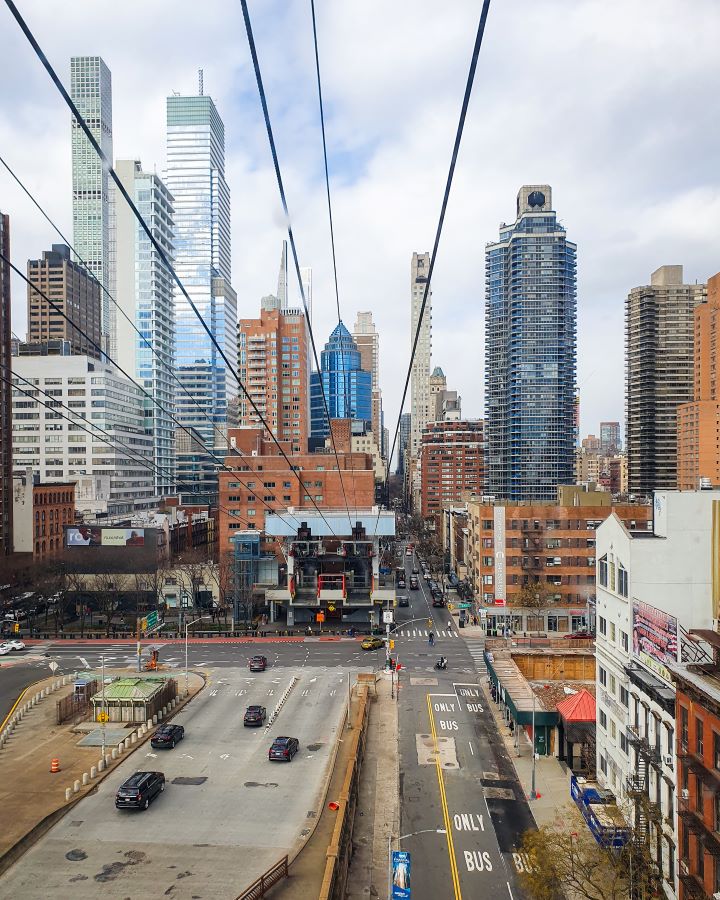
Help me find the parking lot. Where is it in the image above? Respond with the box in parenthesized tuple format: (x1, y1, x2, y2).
(0, 665, 354, 899)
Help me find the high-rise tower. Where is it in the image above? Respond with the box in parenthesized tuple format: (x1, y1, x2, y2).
(165, 82, 237, 491)
(352, 311, 383, 454)
(485, 185, 577, 500)
(70, 56, 113, 347)
(310, 323, 372, 438)
(410, 252, 432, 462)
(626, 265, 706, 495)
(0, 213, 12, 555)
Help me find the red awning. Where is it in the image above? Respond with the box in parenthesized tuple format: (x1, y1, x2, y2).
(556, 688, 596, 723)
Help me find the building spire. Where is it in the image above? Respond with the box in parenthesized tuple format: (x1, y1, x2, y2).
(277, 240, 288, 310)
(198, 68, 204, 96)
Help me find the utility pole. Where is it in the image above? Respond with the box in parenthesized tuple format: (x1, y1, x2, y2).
(530, 691, 537, 800)
(101, 653, 106, 758)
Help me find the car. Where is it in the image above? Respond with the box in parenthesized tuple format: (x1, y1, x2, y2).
(411, 567, 419, 575)
(150, 724, 184, 749)
(1, 639, 25, 651)
(249, 655, 267, 672)
(115, 771, 165, 810)
(397, 595, 410, 608)
(405, 548, 412, 556)
(244, 705, 267, 726)
(361, 636, 384, 651)
(269, 736, 299, 761)
(432, 597, 446, 608)
(0, 644, 11, 656)
(409, 576, 419, 590)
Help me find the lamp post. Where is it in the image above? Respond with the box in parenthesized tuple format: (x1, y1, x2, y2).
(100, 653, 106, 758)
(530, 690, 537, 800)
(388, 829, 446, 899)
(185, 616, 209, 697)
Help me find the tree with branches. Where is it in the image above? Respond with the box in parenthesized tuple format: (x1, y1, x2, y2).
(515, 579, 555, 631)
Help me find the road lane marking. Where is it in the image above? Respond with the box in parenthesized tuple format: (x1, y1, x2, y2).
(78, 656, 90, 668)
(426, 694, 462, 900)
(469, 742, 474, 756)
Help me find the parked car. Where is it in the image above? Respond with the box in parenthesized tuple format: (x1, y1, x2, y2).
(244, 705, 267, 727)
(150, 724, 184, 749)
(249, 655, 267, 672)
(268, 736, 299, 761)
(115, 771, 165, 810)
(411, 567, 419, 575)
(4, 639, 25, 651)
(397, 596, 410, 608)
(361, 636, 384, 651)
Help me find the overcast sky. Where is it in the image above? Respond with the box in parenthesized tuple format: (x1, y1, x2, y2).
(1, 0, 719, 455)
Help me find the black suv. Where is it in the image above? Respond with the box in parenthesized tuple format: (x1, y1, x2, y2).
(269, 736, 299, 761)
(150, 724, 184, 749)
(244, 705, 267, 727)
(115, 771, 165, 810)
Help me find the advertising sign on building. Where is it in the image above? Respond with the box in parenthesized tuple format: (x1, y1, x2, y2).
(65, 526, 145, 548)
(493, 506, 506, 604)
(391, 850, 411, 899)
(632, 599, 679, 683)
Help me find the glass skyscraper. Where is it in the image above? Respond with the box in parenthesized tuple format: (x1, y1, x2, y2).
(310, 323, 372, 438)
(114, 160, 176, 497)
(485, 185, 577, 500)
(165, 87, 237, 493)
(70, 56, 113, 347)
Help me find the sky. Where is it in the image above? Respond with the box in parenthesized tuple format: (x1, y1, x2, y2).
(1, 0, 719, 460)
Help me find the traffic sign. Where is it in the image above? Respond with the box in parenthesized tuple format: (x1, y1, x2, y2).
(97, 711, 109, 723)
(145, 611, 158, 630)
(383, 610, 394, 624)
(48, 661, 58, 673)
(328, 604, 336, 612)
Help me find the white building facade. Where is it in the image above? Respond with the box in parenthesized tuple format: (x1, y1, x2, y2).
(114, 159, 176, 497)
(409, 251, 432, 507)
(11, 355, 155, 516)
(595, 491, 719, 899)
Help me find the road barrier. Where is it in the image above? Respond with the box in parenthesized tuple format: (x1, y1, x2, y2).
(265, 676, 299, 729)
(235, 855, 288, 900)
(318, 686, 370, 900)
(50, 758, 60, 774)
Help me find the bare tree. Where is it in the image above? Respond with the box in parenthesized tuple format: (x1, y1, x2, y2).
(516, 580, 554, 631)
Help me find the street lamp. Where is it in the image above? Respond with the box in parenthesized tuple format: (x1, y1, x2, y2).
(388, 829, 447, 898)
(184, 616, 210, 697)
(530, 690, 537, 800)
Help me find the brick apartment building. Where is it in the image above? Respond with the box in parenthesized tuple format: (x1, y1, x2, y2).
(674, 647, 720, 899)
(677, 272, 720, 491)
(420, 419, 484, 523)
(467, 485, 652, 634)
(237, 306, 310, 454)
(12, 471, 75, 558)
(218, 420, 375, 553)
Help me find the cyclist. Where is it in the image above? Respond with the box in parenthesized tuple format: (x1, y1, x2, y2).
(429, 631, 435, 646)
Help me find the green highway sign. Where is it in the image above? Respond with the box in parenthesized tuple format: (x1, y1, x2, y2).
(455, 603, 473, 609)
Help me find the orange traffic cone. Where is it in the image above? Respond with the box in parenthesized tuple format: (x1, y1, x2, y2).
(50, 758, 60, 773)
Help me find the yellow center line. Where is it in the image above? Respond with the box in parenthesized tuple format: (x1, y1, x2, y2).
(427, 693, 462, 900)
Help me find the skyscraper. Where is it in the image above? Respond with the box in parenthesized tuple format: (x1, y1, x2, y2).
(26, 245, 102, 359)
(165, 82, 237, 483)
(114, 160, 176, 496)
(310, 323, 372, 438)
(599, 421, 621, 454)
(397, 412, 411, 476)
(409, 252, 432, 462)
(70, 56, 113, 346)
(300, 267, 313, 323)
(0, 212, 12, 555)
(352, 311, 383, 454)
(485, 185, 577, 501)
(626, 265, 706, 495)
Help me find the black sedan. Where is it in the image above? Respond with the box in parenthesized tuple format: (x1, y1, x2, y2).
(249, 655, 268, 672)
(150, 724, 185, 749)
(115, 771, 165, 810)
(397, 595, 410, 608)
(243, 705, 267, 727)
(268, 736, 299, 761)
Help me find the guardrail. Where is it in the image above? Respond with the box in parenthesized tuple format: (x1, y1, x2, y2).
(235, 855, 288, 900)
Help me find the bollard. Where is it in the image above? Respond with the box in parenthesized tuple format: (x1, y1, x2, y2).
(147, 719, 152, 729)
(65, 788, 72, 802)
(152, 715, 157, 725)
(90, 766, 97, 778)
(105, 754, 111, 767)
(139, 724, 146, 736)
(98, 759, 105, 772)
(162, 706, 167, 717)
(82, 772, 89, 786)
(111, 749, 118, 760)
(123, 738, 130, 750)
(131, 733, 137, 744)
(73, 780, 80, 794)
(117, 743, 124, 755)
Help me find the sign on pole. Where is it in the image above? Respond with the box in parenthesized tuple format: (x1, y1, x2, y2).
(383, 610, 394, 625)
(391, 850, 411, 899)
(48, 661, 58, 673)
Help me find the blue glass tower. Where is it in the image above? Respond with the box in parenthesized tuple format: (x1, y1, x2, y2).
(485, 185, 577, 500)
(311, 323, 372, 438)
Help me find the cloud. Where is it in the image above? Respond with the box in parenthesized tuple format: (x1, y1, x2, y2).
(1, 0, 718, 454)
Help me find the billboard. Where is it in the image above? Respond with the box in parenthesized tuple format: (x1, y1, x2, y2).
(632, 600, 678, 683)
(65, 527, 146, 548)
(391, 851, 411, 900)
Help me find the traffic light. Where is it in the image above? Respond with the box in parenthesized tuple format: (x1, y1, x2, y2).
(13, 622, 19, 633)
(389, 640, 395, 650)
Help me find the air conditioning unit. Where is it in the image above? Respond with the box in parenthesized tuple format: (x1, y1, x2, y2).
(681, 789, 689, 800)
(663, 755, 674, 767)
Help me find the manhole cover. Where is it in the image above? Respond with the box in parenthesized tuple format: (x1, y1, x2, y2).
(171, 777, 207, 786)
(66, 849, 87, 862)
(306, 743, 323, 751)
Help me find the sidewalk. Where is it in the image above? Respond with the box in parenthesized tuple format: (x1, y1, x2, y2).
(0, 669, 204, 874)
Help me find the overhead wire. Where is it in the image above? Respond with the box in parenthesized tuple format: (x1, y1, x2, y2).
(3, 0, 339, 536)
(239, 0, 356, 535)
(376, 0, 493, 534)
(0, 249, 302, 534)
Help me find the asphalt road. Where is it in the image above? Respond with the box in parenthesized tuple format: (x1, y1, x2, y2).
(0, 661, 43, 726)
(396, 549, 533, 900)
(0, 665, 354, 899)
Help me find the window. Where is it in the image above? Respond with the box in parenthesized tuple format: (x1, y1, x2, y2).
(599, 616, 606, 636)
(620, 732, 628, 754)
(621, 631, 629, 653)
(609, 622, 616, 643)
(610, 720, 616, 739)
(697, 718, 705, 756)
(618, 565, 628, 597)
(680, 707, 688, 749)
(714, 732, 720, 771)
(599, 710, 607, 730)
(599, 666, 607, 687)
(598, 556, 608, 587)
(620, 686, 629, 708)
